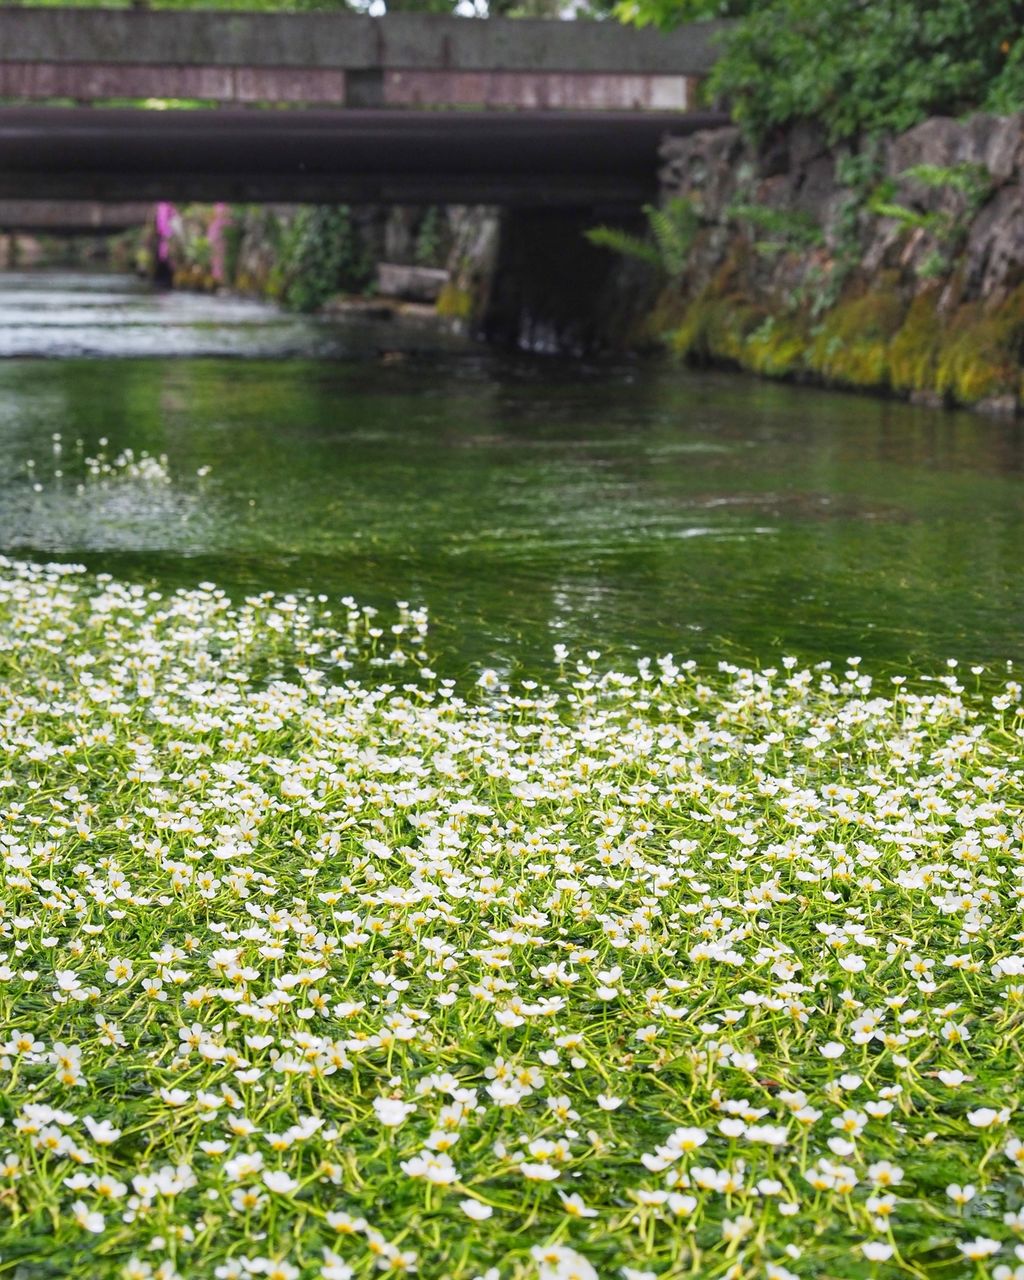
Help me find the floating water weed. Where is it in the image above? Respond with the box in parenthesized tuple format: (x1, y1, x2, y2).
(0, 558, 1018, 1279)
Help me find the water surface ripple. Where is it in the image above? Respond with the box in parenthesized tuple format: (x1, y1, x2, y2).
(0, 270, 1020, 675)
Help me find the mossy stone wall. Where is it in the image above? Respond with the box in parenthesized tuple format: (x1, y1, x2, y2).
(657, 114, 1024, 414)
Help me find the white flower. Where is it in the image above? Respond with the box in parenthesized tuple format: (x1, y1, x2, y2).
(958, 1238, 1001, 1260)
(531, 1245, 597, 1280)
(401, 1152, 459, 1184)
(866, 1161, 904, 1187)
(968, 1107, 1008, 1128)
(668, 1193, 697, 1216)
(321, 1250, 354, 1280)
(558, 1192, 598, 1218)
(459, 1198, 493, 1220)
(71, 1200, 105, 1233)
(746, 1124, 788, 1145)
(262, 1170, 299, 1195)
(861, 1242, 893, 1261)
(83, 1116, 122, 1145)
(104, 958, 134, 986)
(947, 1183, 976, 1205)
(374, 1097, 415, 1127)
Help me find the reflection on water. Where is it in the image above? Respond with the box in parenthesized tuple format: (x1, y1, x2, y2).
(0, 270, 1021, 675)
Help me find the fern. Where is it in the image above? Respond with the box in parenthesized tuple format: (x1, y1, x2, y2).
(584, 197, 698, 278)
(584, 225, 663, 271)
(727, 202, 824, 247)
(904, 162, 991, 197)
(868, 199, 936, 230)
(646, 198, 700, 277)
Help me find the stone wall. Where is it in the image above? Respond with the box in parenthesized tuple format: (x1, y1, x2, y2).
(656, 113, 1024, 412)
(138, 202, 458, 308)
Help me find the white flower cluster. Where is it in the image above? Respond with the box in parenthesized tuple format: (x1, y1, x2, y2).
(0, 558, 1018, 1280)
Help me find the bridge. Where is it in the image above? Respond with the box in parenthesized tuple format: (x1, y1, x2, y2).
(0, 10, 727, 207)
(0, 105, 725, 207)
(0, 9, 725, 111)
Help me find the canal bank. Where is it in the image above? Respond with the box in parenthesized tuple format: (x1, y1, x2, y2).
(640, 110, 1024, 415)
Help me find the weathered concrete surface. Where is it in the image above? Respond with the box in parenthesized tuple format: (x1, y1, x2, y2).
(0, 61, 695, 111)
(0, 62, 349, 106)
(0, 11, 726, 109)
(0, 10, 728, 75)
(0, 106, 728, 206)
(381, 70, 695, 112)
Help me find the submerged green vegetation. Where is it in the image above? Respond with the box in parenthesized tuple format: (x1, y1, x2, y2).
(0, 556, 1022, 1278)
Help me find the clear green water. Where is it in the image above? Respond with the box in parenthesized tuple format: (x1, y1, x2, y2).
(1, 271, 1022, 677)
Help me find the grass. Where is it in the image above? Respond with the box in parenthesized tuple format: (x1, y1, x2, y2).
(0, 557, 1019, 1279)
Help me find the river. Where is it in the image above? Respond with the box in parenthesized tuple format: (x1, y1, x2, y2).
(0, 269, 1021, 677)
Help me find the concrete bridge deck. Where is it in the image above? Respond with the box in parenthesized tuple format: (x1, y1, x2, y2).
(0, 105, 727, 207)
(0, 9, 726, 111)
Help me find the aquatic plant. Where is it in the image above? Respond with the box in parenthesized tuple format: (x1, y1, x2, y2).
(0, 557, 1020, 1278)
(23, 436, 209, 496)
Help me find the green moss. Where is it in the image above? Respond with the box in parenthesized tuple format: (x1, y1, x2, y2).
(671, 291, 764, 366)
(934, 287, 1024, 405)
(645, 289, 691, 344)
(889, 290, 944, 395)
(711, 301, 765, 365)
(744, 315, 808, 377)
(436, 283, 474, 321)
(663, 253, 1024, 413)
(265, 266, 287, 303)
(670, 298, 712, 360)
(805, 285, 907, 390)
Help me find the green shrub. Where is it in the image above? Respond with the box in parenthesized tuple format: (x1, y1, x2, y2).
(695, 0, 1024, 144)
(282, 206, 373, 313)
